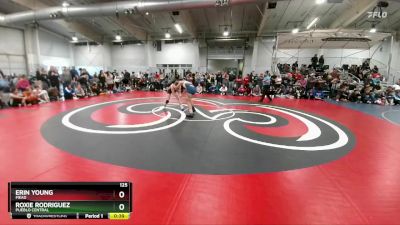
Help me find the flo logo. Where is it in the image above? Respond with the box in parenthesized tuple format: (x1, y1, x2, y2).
(41, 97, 355, 174)
(367, 11, 387, 19)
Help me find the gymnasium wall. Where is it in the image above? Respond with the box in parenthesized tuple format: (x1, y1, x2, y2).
(252, 38, 275, 74)
(38, 29, 73, 69)
(73, 41, 201, 74)
(207, 59, 238, 72)
(73, 44, 112, 74)
(254, 37, 399, 81)
(149, 41, 200, 70)
(0, 26, 27, 75)
(390, 40, 400, 83)
(111, 44, 147, 73)
(198, 47, 208, 73)
(1, 24, 399, 83)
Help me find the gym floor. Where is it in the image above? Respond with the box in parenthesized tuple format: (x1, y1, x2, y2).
(1, 91, 399, 225)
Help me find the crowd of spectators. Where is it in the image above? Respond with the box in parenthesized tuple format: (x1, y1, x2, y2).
(1, 59, 400, 109)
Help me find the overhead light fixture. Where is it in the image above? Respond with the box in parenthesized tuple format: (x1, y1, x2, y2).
(72, 36, 78, 42)
(223, 27, 229, 37)
(115, 34, 122, 41)
(316, 0, 326, 4)
(0, 16, 4, 22)
(165, 32, 171, 39)
(124, 9, 135, 15)
(215, 0, 229, 7)
(370, 25, 377, 33)
(62, 1, 70, 7)
(145, 12, 149, 15)
(175, 23, 183, 34)
(292, 28, 299, 33)
(307, 17, 319, 29)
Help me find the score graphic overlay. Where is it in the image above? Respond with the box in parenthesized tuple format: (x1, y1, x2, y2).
(8, 182, 132, 220)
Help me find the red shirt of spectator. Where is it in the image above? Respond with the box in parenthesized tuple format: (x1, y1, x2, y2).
(295, 73, 304, 80)
(155, 73, 160, 80)
(238, 85, 245, 93)
(223, 73, 229, 81)
(235, 77, 243, 85)
(372, 73, 381, 79)
(16, 77, 30, 91)
(243, 76, 250, 86)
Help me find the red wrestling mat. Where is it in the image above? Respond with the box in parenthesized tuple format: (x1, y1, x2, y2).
(0, 91, 399, 225)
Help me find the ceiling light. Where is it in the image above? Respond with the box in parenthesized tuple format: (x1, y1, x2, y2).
(115, 35, 122, 41)
(292, 28, 299, 33)
(124, 9, 135, 15)
(175, 23, 183, 34)
(307, 17, 319, 29)
(145, 12, 149, 15)
(62, 1, 70, 7)
(0, 16, 4, 21)
(223, 27, 229, 37)
(316, 0, 326, 4)
(72, 36, 78, 42)
(370, 25, 377, 33)
(165, 32, 171, 39)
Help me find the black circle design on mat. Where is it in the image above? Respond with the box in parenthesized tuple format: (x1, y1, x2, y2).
(41, 97, 355, 174)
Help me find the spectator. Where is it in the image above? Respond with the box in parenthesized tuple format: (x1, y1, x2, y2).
(274, 75, 283, 95)
(222, 72, 229, 88)
(252, 84, 261, 97)
(393, 89, 400, 105)
(311, 54, 318, 69)
(49, 67, 60, 92)
(237, 84, 245, 96)
(0, 71, 10, 108)
(99, 70, 106, 91)
(64, 84, 76, 100)
(61, 67, 72, 85)
(37, 68, 50, 89)
(196, 84, 203, 94)
(70, 66, 79, 81)
(292, 61, 298, 71)
(228, 72, 236, 93)
(16, 75, 30, 91)
(32, 84, 50, 103)
(105, 72, 114, 94)
(9, 88, 26, 107)
(122, 70, 131, 90)
(372, 65, 379, 73)
(114, 72, 122, 91)
(75, 84, 86, 98)
(91, 82, 100, 96)
(23, 87, 39, 105)
(78, 69, 91, 95)
(0, 71, 10, 92)
(318, 55, 325, 67)
(219, 84, 228, 95)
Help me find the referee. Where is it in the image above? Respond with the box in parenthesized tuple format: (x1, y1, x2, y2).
(259, 72, 273, 103)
